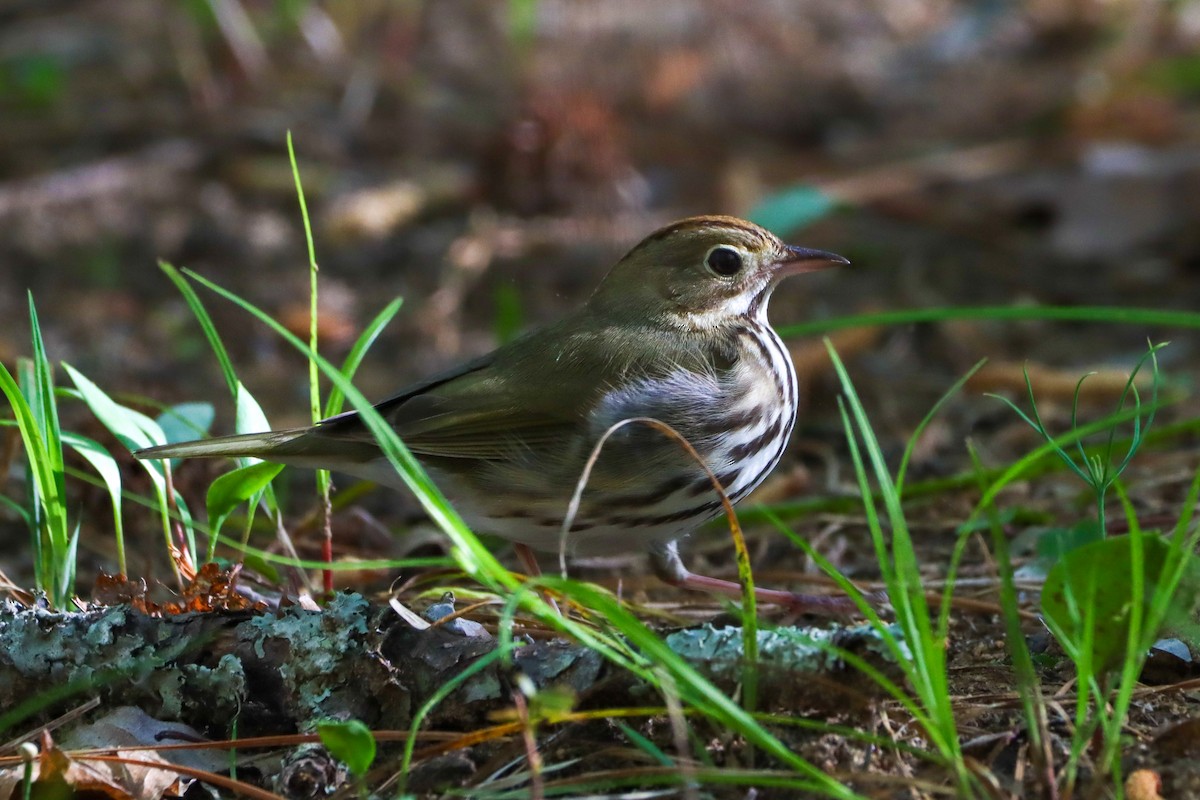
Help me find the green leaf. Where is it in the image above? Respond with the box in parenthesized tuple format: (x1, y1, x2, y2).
(241, 553, 280, 584)
(1035, 519, 1104, 561)
(62, 432, 126, 575)
(231, 382, 278, 518)
(0, 299, 72, 606)
(206, 462, 285, 544)
(27, 295, 64, 481)
(747, 185, 836, 236)
(1013, 520, 1104, 581)
(156, 402, 215, 444)
(1041, 533, 1200, 675)
(0, 494, 31, 526)
(160, 261, 238, 396)
(63, 365, 165, 453)
(324, 296, 404, 418)
(63, 363, 195, 573)
(234, 382, 270, 441)
(316, 719, 376, 778)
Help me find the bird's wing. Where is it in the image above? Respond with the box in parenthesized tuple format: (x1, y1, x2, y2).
(313, 346, 587, 461)
(308, 322, 717, 466)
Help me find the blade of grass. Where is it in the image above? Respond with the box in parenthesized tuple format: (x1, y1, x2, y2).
(323, 297, 404, 418)
(895, 359, 985, 496)
(0, 360, 67, 603)
(159, 261, 239, 396)
(965, 441, 1050, 784)
(62, 432, 126, 576)
(824, 339, 972, 794)
(778, 305, 1200, 339)
(287, 132, 334, 594)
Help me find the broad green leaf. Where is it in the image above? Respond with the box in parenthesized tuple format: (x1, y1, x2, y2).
(233, 381, 278, 517)
(234, 382, 270, 438)
(1035, 519, 1104, 561)
(241, 553, 280, 584)
(316, 719, 376, 778)
(1013, 520, 1105, 581)
(156, 402, 215, 444)
(1041, 533, 1200, 675)
(206, 462, 284, 548)
(64, 363, 196, 570)
(62, 365, 165, 452)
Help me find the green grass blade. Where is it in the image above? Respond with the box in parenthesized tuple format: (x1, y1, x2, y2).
(159, 261, 239, 396)
(62, 432, 126, 576)
(288, 133, 333, 590)
(181, 268, 512, 585)
(778, 305, 1200, 339)
(895, 359, 985, 496)
(324, 296, 404, 418)
(27, 295, 64, 483)
(825, 340, 966, 785)
(0, 360, 65, 602)
(0, 493, 31, 526)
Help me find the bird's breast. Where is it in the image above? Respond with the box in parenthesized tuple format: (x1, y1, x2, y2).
(421, 321, 800, 557)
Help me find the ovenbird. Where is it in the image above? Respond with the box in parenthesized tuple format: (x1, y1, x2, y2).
(137, 216, 848, 610)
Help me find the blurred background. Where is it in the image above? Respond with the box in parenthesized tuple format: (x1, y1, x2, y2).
(2, 0, 1200, 578)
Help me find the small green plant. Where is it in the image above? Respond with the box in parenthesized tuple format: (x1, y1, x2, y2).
(65, 365, 199, 582)
(812, 344, 980, 796)
(317, 718, 377, 781)
(0, 296, 76, 607)
(0, 295, 222, 602)
(988, 342, 1167, 536)
(986, 341, 1200, 791)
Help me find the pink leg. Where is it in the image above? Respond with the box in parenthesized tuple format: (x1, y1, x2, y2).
(514, 543, 560, 615)
(649, 541, 871, 617)
(514, 543, 542, 577)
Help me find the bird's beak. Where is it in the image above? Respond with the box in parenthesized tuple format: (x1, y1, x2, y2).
(774, 245, 849, 277)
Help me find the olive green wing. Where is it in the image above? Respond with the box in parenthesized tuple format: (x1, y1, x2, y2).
(312, 349, 589, 462)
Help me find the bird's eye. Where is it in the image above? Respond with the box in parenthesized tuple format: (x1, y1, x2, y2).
(705, 246, 743, 277)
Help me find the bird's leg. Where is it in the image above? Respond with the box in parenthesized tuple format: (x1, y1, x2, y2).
(514, 543, 542, 577)
(648, 541, 867, 617)
(513, 543, 560, 615)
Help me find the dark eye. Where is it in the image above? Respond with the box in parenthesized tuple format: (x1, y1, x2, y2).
(706, 247, 743, 276)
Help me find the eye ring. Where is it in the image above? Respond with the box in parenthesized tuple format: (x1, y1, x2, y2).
(705, 246, 743, 277)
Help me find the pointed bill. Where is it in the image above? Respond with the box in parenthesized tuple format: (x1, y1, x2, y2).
(774, 245, 849, 277)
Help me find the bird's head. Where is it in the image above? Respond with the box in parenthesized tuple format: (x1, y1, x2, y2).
(589, 216, 847, 328)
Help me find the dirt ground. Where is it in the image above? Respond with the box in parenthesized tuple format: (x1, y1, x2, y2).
(2, 2, 1200, 797)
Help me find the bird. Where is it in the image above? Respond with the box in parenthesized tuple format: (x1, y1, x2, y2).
(136, 215, 848, 611)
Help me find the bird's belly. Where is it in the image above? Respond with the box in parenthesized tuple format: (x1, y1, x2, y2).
(429, 472, 716, 556)
(421, 421, 791, 557)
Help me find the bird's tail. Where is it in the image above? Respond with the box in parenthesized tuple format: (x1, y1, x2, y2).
(134, 428, 312, 461)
